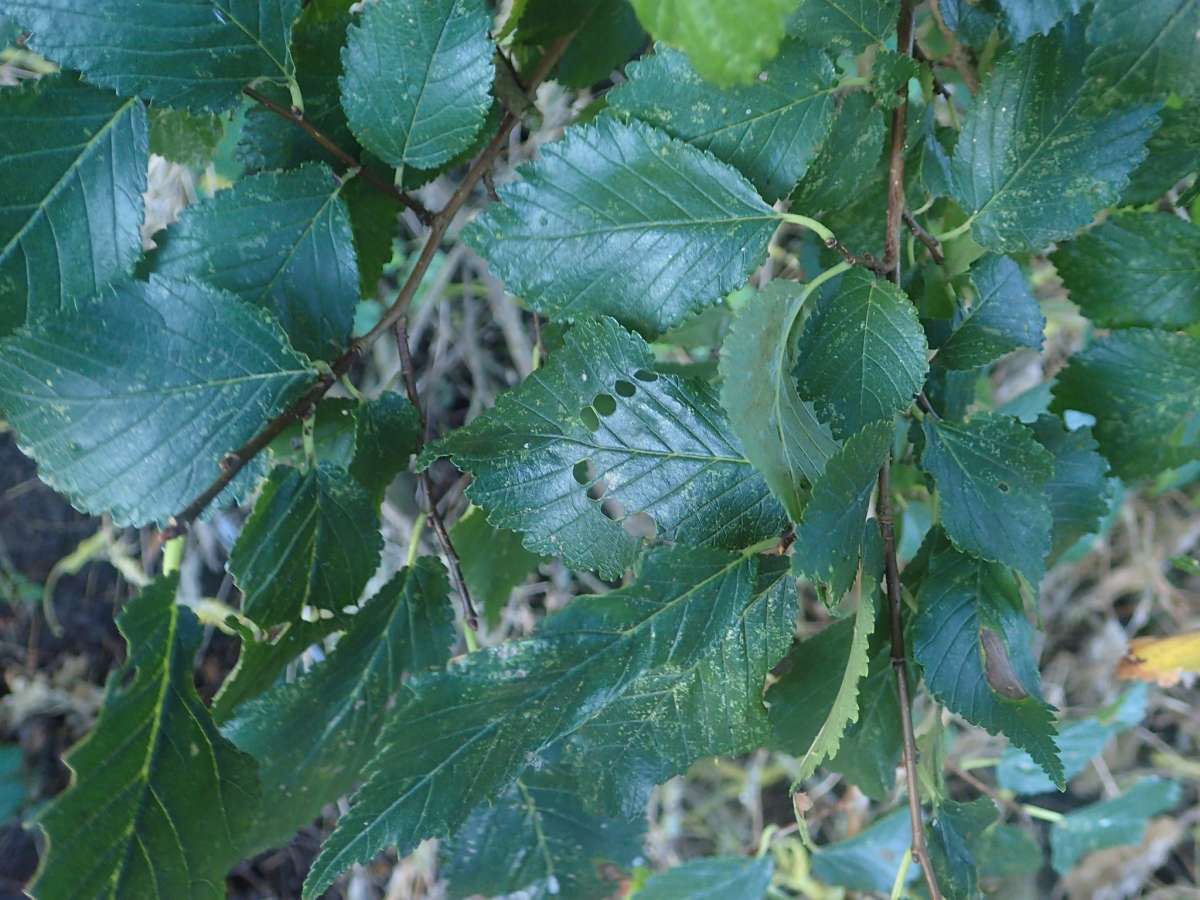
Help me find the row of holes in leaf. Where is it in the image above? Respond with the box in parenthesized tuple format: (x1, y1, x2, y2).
(570, 370, 659, 540)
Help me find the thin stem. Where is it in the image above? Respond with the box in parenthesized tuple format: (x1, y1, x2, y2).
(934, 218, 973, 243)
(406, 511, 427, 568)
(394, 318, 480, 630)
(159, 36, 576, 543)
(890, 848, 913, 900)
(903, 210, 945, 264)
(879, 2, 942, 898)
(242, 85, 433, 225)
(778, 212, 836, 244)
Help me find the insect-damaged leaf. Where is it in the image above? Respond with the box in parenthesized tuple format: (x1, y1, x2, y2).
(913, 538, 1063, 787)
(302, 546, 793, 898)
(421, 316, 785, 579)
(465, 116, 779, 337)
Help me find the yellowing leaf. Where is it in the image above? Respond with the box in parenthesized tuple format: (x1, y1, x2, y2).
(1118, 630, 1200, 686)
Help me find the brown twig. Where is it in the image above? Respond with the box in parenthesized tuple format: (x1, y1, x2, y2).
(879, 2, 943, 898)
(903, 210, 945, 264)
(394, 319, 480, 630)
(159, 36, 576, 543)
(242, 85, 433, 225)
(824, 237, 890, 278)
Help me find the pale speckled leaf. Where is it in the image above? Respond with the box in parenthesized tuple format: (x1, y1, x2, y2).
(302, 547, 791, 899)
(610, 41, 837, 203)
(0, 276, 315, 527)
(0, 75, 147, 335)
(792, 425, 891, 598)
(1030, 415, 1111, 564)
(628, 0, 797, 85)
(935, 255, 1045, 370)
(421, 317, 785, 579)
(786, 0, 898, 53)
(1086, 0, 1200, 104)
(465, 116, 779, 337)
(719, 281, 839, 522)
(637, 856, 774, 900)
(228, 463, 381, 627)
(1052, 212, 1200, 330)
(790, 92, 887, 220)
(948, 24, 1158, 252)
(563, 554, 797, 817)
(920, 414, 1054, 586)
(794, 268, 928, 440)
(340, 0, 494, 173)
(1051, 329, 1200, 479)
(7, 0, 300, 111)
(440, 753, 644, 900)
(996, 0, 1083, 42)
(31, 576, 261, 900)
(151, 164, 359, 361)
(225, 558, 454, 851)
(1050, 778, 1181, 873)
(913, 538, 1063, 787)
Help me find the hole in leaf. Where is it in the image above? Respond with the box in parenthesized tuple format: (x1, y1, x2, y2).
(572, 460, 591, 485)
(622, 511, 656, 540)
(601, 497, 626, 521)
(615, 379, 636, 398)
(997, 481, 1010, 493)
(593, 392, 617, 416)
(634, 368, 659, 383)
(580, 406, 600, 431)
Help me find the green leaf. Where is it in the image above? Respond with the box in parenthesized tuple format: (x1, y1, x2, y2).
(1121, 104, 1200, 205)
(150, 163, 359, 361)
(1029, 415, 1111, 564)
(270, 397, 358, 469)
(1086, 0, 1200, 104)
(611, 41, 837, 202)
(0, 275, 315, 527)
(972, 823, 1042, 878)
(792, 426, 892, 597)
(340, 0, 495, 174)
(935, 255, 1045, 370)
(563, 554, 798, 817)
(998, 685, 1147, 795)
(947, 24, 1158, 253)
(225, 558, 454, 851)
(869, 49, 919, 110)
(301, 547, 792, 898)
(920, 414, 1054, 586)
(996, 0, 1083, 42)
(0, 75, 148, 335)
(810, 807, 913, 895)
(510, 0, 647, 89)
(925, 798, 999, 900)
(211, 614, 346, 723)
(450, 507, 544, 628)
(31, 576, 261, 900)
(228, 464, 381, 627)
(785, 0, 898, 53)
(719, 281, 840, 521)
(628, 0, 797, 85)
(349, 391, 421, 500)
(421, 317, 785, 579)
(768, 553, 878, 780)
(1050, 777, 1181, 874)
(342, 177, 401, 297)
(8, 0, 300, 111)
(149, 107, 225, 169)
(466, 116, 779, 337)
(440, 752, 643, 900)
(1051, 329, 1200, 479)
(1052, 212, 1200, 330)
(238, 7, 359, 173)
(636, 856, 774, 900)
(794, 268, 929, 440)
(913, 539, 1063, 787)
